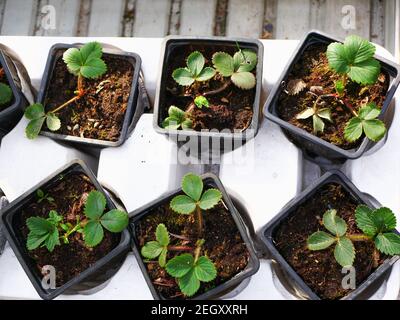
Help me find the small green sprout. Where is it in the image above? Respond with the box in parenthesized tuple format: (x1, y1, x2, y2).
(296, 106, 332, 134)
(165, 239, 217, 297)
(24, 42, 107, 139)
(212, 49, 257, 89)
(194, 96, 209, 109)
(26, 190, 128, 251)
(170, 173, 222, 235)
(0, 83, 12, 106)
(172, 51, 216, 86)
(344, 102, 386, 142)
(162, 106, 193, 130)
(141, 224, 170, 267)
(307, 206, 400, 267)
(36, 189, 55, 203)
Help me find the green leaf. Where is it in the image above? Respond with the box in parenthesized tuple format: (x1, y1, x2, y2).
(172, 68, 194, 86)
(317, 108, 332, 122)
(141, 241, 163, 259)
(27, 232, 49, 250)
(335, 80, 345, 95)
(196, 67, 215, 82)
(181, 173, 203, 201)
(231, 71, 256, 90)
(194, 96, 209, 109)
(100, 209, 128, 232)
(44, 229, 60, 252)
(344, 35, 376, 64)
(375, 233, 400, 255)
(181, 119, 193, 130)
(199, 188, 222, 210)
(178, 268, 200, 297)
(307, 231, 336, 250)
(334, 237, 355, 267)
(194, 256, 217, 282)
(159, 247, 168, 267)
(347, 58, 380, 85)
(169, 105, 186, 121)
(296, 108, 315, 120)
(162, 117, 180, 130)
(155, 223, 170, 247)
(358, 103, 381, 120)
(166, 253, 194, 278)
(344, 117, 363, 142)
(323, 209, 347, 237)
(36, 189, 44, 198)
(212, 52, 234, 77)
(313, 114, 325, 134)
(25, 117, 45, 139)
(63, 42, 107, 79)
(84, 191, 106, 220)
(25, 103, 45, 120)
(370, 207, 397, 233)
(170, 195, 196, 214)
(26, 216, 54, 235)
(234, 49, 257, 73)
(0, 83, 12, 105)
(83, 220, 104, 247)
(47, 210, 62, 225)
(46, 113, 61, 132)
(187, 51, 205, 77)
(355, 205, 377, 237)
(363, 119, 386, 142)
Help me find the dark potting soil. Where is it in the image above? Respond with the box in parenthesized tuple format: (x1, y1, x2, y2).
(277, 44, 390, 150)
(135, 192, 250, 299)
(18, 173, 120, 286)
(274, 183, 383, 300)
(0, 65, 14, 112)
(163, 44, 256, 132)
(43, 52, 134, 141)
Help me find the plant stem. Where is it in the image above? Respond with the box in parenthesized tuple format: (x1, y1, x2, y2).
(49, 74, 85, 114)
(347, 234, 371, 242)
(340, 97, 358, 117)
(168, 245, 194, 251)
(50, 95, 81, 114)
(193, 240, 204, 263)
(169, 232, 190, 241)
(196, 205, 203, 236)
(203, 80, 231, 97)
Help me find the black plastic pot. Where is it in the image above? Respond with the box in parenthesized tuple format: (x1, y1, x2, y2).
(260, 170, 399, 300)
(0, 160, 130, 300)
(264, 31, 400, 163)
(129, 173, 260, 300)
(37, 43, 149, 150)
(0, 49, 29, 137)
(153, 36, 264, 157)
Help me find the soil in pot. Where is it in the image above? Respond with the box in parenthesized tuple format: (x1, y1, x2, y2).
(274, 183, 384, 300)
(0, 64, 15, 112)
(135, 191, 250, 299)
(277, 44, 389, 150)
(163, 44, 256, 132)
(43, 51, 134, 141)
(17, 172, 120, 286)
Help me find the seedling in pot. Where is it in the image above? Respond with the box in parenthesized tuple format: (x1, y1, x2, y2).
(26, 190, 128, 251)
(162, 106, 193, 130)
(170, 173, 222, 236)
(307, 206, 400, 267)
(290, 35, 387, 143)
(24, 42, 107, 139)
(36, 189, 54, 204)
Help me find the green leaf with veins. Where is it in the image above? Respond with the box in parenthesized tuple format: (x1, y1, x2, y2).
(199, 189, 222, 210)
(370, 207, 397, 233)
(194, 96, 209, 109)
(355, 205, 377, 237)
(326, 35, 380, 85)
(0, 83, 12, 105)
(84, 191, 106, 220)
(212, 52, 234, 76)
(187, 51, 205, 77)
(182, 173, 203, 201)
(233, 49, 257, 73)
(46, 113, 61, 131)
(162, 106, 192, 130)
(100, 209, 129, 232)
(170, 195, 196, 214)
(375, 233, 400, 255)
(307, 231, 336, 250)
(83, 220, 104, 247)
(26, 212, 61, 252)
(166, 253, 194, 278)
(323, 209, 347, 237)
(344, 103, 386, 142)
(231, 72, 256, 90)
(24, 103, 61, 139)
(172, 68, 195, 86)
(63, 41, 107, 79)
(334, 237, 355, 267)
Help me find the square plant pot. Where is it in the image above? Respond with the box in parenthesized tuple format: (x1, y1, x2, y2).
(129, 173, 260, 300)
(0, 160, 130, 300)
(36, 43, 148, 150)
(0, 49, 29, 136)
(260, 170, 400, 300)
(153, 36, 264, 156)
(263, 30, 400, 162)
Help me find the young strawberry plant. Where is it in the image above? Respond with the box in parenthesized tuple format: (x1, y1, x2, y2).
(24, 42, 107, 139)
(170, 173, 222, 235)
(307, 206, 400, 267)
(26, 190, 128, 251)
(162, 106, 193, 130)
(36, 188, 54, 204)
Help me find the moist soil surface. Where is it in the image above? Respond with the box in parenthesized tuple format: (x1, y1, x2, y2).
(44, 51, 134, 142)
(274, 183, 384, 299)
(18, 173, 120, 287)
(135, 190, 250, 299)
(278, 44, 390, 150)
(0, 65, 14, 112)
(162, 44, 256, 132)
